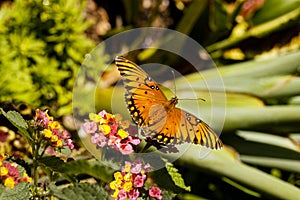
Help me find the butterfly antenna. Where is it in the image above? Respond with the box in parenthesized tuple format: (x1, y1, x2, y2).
(171, 69, 177, 95)
(180, 97, 206, 102)
(171, 69, 206, 102)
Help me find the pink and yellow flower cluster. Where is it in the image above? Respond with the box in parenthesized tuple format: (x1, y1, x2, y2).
(109, 161, 162, 200)
(0, 154, 32, 189)
(82, 110, 140, 155)
(34, 109, 74, 150)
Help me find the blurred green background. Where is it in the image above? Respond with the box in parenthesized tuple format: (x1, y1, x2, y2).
(1, 0, 300, 199)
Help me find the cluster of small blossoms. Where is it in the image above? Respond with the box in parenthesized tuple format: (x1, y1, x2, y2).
(110, 161, 162, 200)
(0, 154, 32, 189)
(82, 110, 140, 155)
(34, 109, 74, 150)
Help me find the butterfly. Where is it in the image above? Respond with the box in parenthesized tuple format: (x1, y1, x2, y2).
(115, 56, 222, 150)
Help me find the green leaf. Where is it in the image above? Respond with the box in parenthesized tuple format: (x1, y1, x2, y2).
(49, 182, 110, 200)
(38, 156, 77, 183)
(38, 157, 116, 183)
(0, 183, 31, 200)
(0, 108, 32, 142)
(61, 159, 116, 183)
(163, 158, 191, 192)
(0, 108, 28, 129)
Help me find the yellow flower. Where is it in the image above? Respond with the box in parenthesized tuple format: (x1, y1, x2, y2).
(124, 163, 131, 173)
(44, 129, 52, 138)
(0, 166, 8, 176)
(0, 153, 7, 161)
(114, 171, 123, 181)
(99, 118, 107, 124)
(4, 177, 15, 189)
(123, 172, 132, 181)
(56, 139, 63, 148)
(106, 113, 115, 121)
(111, 188, 119, 198)
(123, 181, 133, 192)
(51, 135, 58, 142)
(49, 121, 61, 130)
(89, 113, 102, 123)
(117, 129, 129, 139)
(22, 173, 32, 182)
(99, 124, 111, 135)
(45, 111, 53, 121)
(110, 180, 118, 190)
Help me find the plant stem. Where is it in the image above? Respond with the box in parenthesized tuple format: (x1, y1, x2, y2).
(31, 130, 41, 196)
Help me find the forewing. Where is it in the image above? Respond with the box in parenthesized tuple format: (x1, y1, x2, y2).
(115, 56, 168, 126)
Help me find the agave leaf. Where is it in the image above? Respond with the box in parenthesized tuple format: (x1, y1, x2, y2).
(176, 50, 300, 84)
(223, 106, 300, 133)
(237, 130, 300, 153)
(241, 156, 300, 173)
(221, 75, 300, 99)
(171, 145, 300, 199)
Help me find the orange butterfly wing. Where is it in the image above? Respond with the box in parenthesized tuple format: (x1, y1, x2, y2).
(115, 56, 222, 150)
(115, 56, 168, 127)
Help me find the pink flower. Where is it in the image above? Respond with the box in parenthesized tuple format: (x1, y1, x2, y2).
(109, 124, 118, 135)
(130, 163, 142, 174)
(128, 188, 140, 200)
(149, 186, 162, 200)
(3, 162, 20, 181)
(82, 122, 98, 134)
(62, 130, 71, 139)
(144, 163, 152, 172)
(133, 174, 146, 187)
(52, 128, 60, 136)
(128, 136, 141, 145)
(66, 139, 74, 149)
(108, 135, 121, 147)
(34, 109, 49, 127)
(98, 110, 107, 117)
(91, 132, 107, 148)
(45, 147, 56, 155)
(118, 143, 133, 155)
(117, 189, 127, 200)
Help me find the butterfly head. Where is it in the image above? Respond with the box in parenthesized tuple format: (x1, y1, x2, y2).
(164, 96, 178, 111)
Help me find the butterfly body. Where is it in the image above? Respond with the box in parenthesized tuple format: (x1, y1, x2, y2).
(115, 56, 222, 149)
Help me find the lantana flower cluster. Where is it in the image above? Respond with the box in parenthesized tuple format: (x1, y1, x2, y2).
(110, 161, 162, 200)
(34, 109, 74, 150)
(82, 110, 140, 155)
(0, 154, 32, 189)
